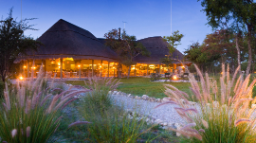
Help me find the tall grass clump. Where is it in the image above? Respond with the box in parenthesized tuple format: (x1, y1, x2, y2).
(0, 66, 90, 143)
(77, 77, 151, 142)
(156, 64, 256, 143)
(82, 77, 120, 112)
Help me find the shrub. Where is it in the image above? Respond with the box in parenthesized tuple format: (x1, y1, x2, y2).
(157, 64, 256, 143)
(0, 66, 90, 143)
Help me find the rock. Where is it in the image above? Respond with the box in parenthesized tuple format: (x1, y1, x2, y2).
(146, 118, 150, 123)
(156, 98, 161, 102)
(180, 99, 186, 105)
(142, 95, 149, 100)
(108, 91, 112, 94)
(135, 96, 141, 99)
(149, 97, 154, 102)
(162, 122, 168, 126)
(171, 123, 183, 136)
(155, 119, 163, 124)
(188, 101, 196, 106)
(113, 91, 117, 95)
(162, 97, 170, 102)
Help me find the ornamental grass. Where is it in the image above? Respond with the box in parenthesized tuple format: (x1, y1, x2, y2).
(157, 64, 256, 143)
(0, 66, 91, 143)
(77, 77, 151, 142)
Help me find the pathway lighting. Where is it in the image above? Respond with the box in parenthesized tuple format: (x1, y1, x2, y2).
(173, 75, 178, 80)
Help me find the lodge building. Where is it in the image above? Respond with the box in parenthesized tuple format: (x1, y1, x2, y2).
(16, 19, 190, 78)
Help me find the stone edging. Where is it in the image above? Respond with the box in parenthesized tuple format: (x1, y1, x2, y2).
(109, 90, 198, 136)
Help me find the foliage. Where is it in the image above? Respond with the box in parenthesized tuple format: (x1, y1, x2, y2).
(0, 66, 90, 143)
(162, 31, 184, 68)
(0, 9, 40, 82)
(157, 64, 256, 142)
(77, 76, 152, 142)
(104, 28, 150, 78)
(82, 77, 120, 112)
(198, 0, 256, 75)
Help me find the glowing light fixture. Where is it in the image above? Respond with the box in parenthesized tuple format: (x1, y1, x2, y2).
(182, 66, 185, 68)
(23, 66, 26, 69)
(173, 75, 177, 80)
(78, 65, 81, 68)
(58, 62, 60, 65)
(19, 76, 23, 80)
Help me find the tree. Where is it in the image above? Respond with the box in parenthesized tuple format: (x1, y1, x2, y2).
(104, 28, 150, 79)
(162, 30, 184, 72)
(0, 9, 39, 82)
(198, 0, 256, 75)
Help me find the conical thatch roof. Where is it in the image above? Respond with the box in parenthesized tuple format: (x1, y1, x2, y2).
(16, 19, 118, 62)
(134, 36, 188, 64)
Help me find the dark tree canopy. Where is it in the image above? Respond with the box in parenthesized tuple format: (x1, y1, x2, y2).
(198, 0, 256, 75)
(0, 9, 40, 82)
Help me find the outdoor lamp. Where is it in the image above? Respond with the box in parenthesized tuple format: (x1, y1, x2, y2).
(19, 76, 23, 80)
(173, 75, 177, 80)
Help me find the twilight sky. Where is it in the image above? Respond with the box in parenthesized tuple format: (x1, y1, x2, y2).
(0, 0, 213, 53)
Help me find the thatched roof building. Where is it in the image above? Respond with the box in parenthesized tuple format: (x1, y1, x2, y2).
(135, 36, 186, 64)
(16, 19, 118, 62)
(16, 19, 188, 66)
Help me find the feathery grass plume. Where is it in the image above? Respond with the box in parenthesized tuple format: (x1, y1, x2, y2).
(0, 65, 90, 143)
(156, 63, 256, 143)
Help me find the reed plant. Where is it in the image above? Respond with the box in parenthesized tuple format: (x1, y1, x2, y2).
(0, 66, 91, 143)
(156, 64, 256, 143)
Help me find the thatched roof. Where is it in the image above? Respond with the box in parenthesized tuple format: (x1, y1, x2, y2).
(16, 19, 118, 62)
(134, 36, 189, 64)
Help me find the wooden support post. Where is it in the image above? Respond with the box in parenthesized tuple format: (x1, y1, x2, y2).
(146, 64, 148, 76)
(27, 60, 29, 78)
(92, 59, 94, 77)
(134, 64, 136, 76)
(108, 61, 110, 77)
(79, 66, 81, 79)
(60, 58, 63, 79)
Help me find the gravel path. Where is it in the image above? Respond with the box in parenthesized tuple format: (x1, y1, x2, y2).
(62, 82, 187, 125)
(110, 93, 186, 124)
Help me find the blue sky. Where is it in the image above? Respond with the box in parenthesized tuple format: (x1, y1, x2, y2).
(0, 0, 213, 53)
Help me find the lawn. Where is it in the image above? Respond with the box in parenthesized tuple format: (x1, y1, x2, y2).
(66, 77, 191, 99)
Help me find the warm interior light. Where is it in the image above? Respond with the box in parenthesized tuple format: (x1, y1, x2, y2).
(182, 66, 185, 68)
(19, 76, 23, 80)
(31, 67, 36, 70)
(58, 66, 60, 69)
(58, 62, 60, 65)
(51, 61, 54, 64)
(78, 65, 81, 68)
(23, 66, 26, 69)
(173, 75, 177, 80)
(99, 65, 102, 68)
